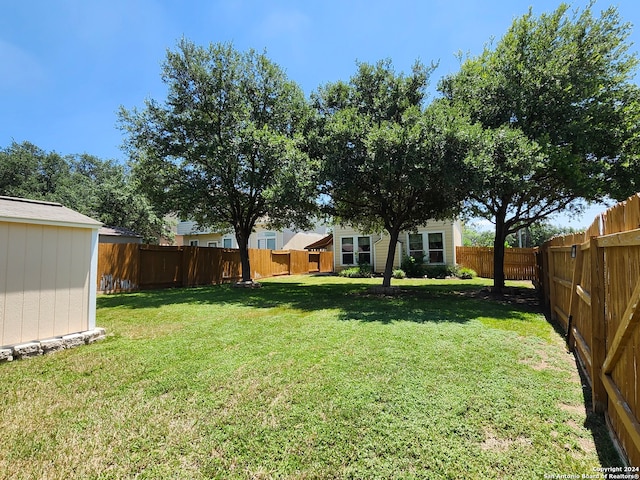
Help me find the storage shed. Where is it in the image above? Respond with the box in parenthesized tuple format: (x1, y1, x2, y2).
(0, 196, 103, 357)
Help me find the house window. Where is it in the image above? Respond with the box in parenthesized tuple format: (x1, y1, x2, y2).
(407, 232, 445, 264)
(427, 233, 444, 263)
(257, 231, 277, 250)
(207, 241, 218, 248)
(341, 237, 354, 265)
(189, 240, 199, 247)
(341, 236, 371, 265)
(408, 234, 423, 259)
(223, 237, 233, 248)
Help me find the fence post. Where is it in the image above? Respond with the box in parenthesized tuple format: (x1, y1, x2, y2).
(136, 244, 142, 290)
(566, 244, 585, 351)
(547, 247, 557, 323)
(590, 236, 607, 413)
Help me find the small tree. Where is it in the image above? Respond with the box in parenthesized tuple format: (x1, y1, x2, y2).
(120, 40, 319, 282)
(440, 3, 639, 292)
(315, 60, 472, 288)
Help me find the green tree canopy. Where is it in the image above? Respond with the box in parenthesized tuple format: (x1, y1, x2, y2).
(0, 141, 166, 242)
(315, 60, 473, 287)
(120, 40, 319, 282)
(440, 2, 639, 292)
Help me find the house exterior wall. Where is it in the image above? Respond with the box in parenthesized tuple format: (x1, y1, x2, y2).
(332, 225, 382, 272)
(179, 233, 226, 247)
(176, 220, 329, 251)
(0, 222, 94, 347)
(333, 220, 462, 273)
(400, 220, 459, 266)
(373, 236, 402, 273)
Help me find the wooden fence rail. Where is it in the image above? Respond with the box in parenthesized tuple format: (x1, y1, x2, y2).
(98, 244, 333, 292)
(456, 246, 538, 281)
(539, 193, 640, 467)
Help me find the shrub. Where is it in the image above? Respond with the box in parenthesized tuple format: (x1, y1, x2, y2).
(454, 265, 477, 279)
(392, 269, 406, 279)
(338, 263, 373, 278)
(423, 265, 452, 279)
(401, 255, 456, 278)
(401, 255, 426, 278)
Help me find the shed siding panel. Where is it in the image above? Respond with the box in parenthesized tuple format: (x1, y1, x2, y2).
(4, 223, 28, 345)
(53, 228, 72, 337)
(68, 229, 91, 333)
(23, 225, 44, 342)
(0, 224, 8, 346)
(38, 226, 59, 339)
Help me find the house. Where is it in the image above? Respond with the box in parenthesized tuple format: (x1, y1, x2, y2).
(333, 219, 463, 273)
(99, 226, 143, 244)
(176, 220, 329, 250)
(0, 196, 105, 359)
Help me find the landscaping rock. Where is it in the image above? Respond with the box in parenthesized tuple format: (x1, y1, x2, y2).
(61, 333, 85, 349)
(0, 348, 13, 362)
(84, 328, 106, 344)
(13, 342, 42, 359)
(40, 338, 65, 353)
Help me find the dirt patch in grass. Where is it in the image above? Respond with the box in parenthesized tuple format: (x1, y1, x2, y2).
(480, 427, 532, 452)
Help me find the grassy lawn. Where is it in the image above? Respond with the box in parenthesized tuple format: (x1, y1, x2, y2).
(0, 275, 621, 479)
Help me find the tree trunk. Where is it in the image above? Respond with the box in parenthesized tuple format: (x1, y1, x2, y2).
(236, 229, 252, 282)
(493, 213, 507, 294)
(382, 228, 401, 288)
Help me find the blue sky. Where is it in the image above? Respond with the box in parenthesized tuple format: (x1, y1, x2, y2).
(2, 0, 639, 229)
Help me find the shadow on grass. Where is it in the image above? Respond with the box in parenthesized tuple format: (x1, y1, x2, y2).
(97, 278, 540, 325)
(542, 311, 625, 468)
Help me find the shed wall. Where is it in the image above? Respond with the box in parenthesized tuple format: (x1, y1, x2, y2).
(0, 221, 93, 347)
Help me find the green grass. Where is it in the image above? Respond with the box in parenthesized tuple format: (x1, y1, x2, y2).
(0, 275, 621, 479)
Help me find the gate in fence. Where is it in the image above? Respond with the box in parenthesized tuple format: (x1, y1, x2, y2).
(539, 193, 640, 466)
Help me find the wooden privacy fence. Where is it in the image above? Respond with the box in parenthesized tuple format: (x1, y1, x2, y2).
(539, 193, 640, 466)
(98, 244, 333, 292)
(456, 246, 538, 281)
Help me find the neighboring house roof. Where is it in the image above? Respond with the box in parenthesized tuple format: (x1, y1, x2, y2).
(99, 226, 143, 239)
(305, 234, 333, 250)
(283, 232, 325, 251)
(0, 196, 102, 229)
(176, 220, 208, 235)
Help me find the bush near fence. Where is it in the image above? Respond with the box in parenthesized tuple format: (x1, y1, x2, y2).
(456, 246, 538, 281)
(538, 193, 640, 467)
(98, 244, 333, 293)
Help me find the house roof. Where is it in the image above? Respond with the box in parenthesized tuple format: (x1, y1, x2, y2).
(283, 232, 326, 251)
(99, 226, 142, 238)
(0, 196, 102, 229)
(305, 234, 333, 250)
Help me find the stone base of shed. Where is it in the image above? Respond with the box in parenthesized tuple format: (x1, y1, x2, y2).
(1, 328, 106, 362)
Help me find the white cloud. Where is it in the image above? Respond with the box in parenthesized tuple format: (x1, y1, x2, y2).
(0, 40, 46, 90)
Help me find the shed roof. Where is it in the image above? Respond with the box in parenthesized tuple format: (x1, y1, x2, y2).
(0, 196, 102, 229)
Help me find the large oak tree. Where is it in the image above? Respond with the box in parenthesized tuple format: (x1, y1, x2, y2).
(315, 60, 473, 288)
(120, 40, 319, 282)
(439, 3, 639, 292)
